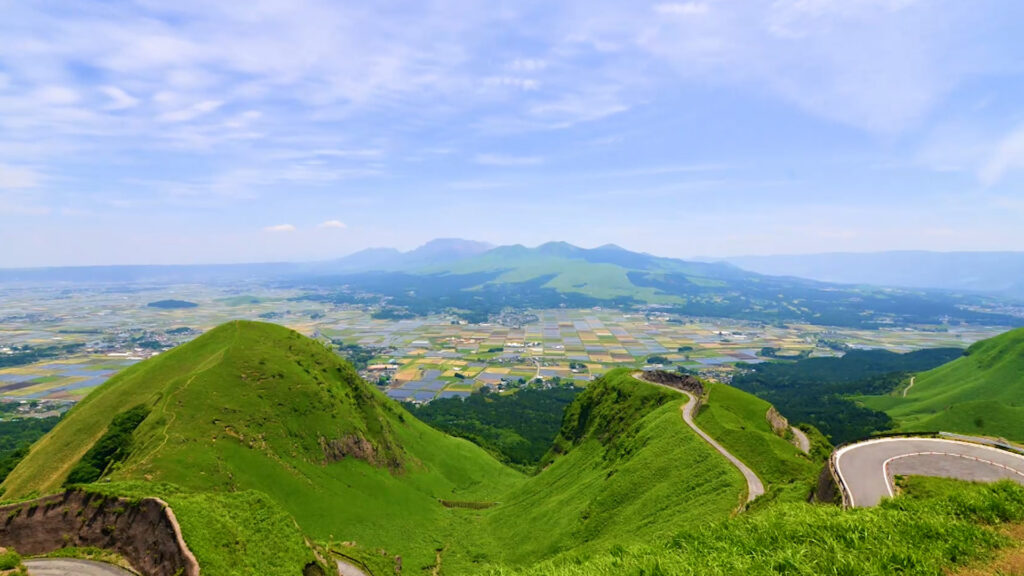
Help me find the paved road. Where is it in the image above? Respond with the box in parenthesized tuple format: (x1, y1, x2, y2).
(790, 426, 811, 454)
(635, 374, 765, 503)
(24, 559, 135, 576)
(834, 437, 1024, 507)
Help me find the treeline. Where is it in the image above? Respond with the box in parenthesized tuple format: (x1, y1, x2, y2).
(731, 348, 963, 444)
(0, 343, 84, 369)
(65, 405, 149, 485)
(411, 386, 581, 468)
(0, 416, 61, 483)
(292, 272, 637, 324)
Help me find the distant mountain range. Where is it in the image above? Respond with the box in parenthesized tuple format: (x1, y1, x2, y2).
(2, 240, 1021, 328)
(722, 251, 1024, 298)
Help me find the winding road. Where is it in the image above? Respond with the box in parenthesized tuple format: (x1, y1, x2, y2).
(834, 437, 1024, 507)
(635, 374, 765, 503)
(790, 426, 811, 454)
(24, 559, 135, 576)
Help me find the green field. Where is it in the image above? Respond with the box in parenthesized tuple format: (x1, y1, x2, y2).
(861, 327, 1024, 441)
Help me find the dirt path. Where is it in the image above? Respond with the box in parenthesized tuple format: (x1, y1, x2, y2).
(634, 373, 765, 503)
(790, 426, 811, 454)
(336, 559, 369, 576)
(25, 559, 135, 576)
(902, 376, 916, 398)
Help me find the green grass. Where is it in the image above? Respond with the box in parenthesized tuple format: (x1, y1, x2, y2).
(438, 369, 745, 572)
(694, 382, 823, 504)
(486, 480, 1024, 576)
(8, 324, 1010, 576)
(861, 327, 1024, 440)
(2, 321, 521, 574)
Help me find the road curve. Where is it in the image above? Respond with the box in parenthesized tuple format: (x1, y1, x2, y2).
(25, 558, 135, 576)
(834, 437, 1024, 507)
(635, 374, 765, 503)
(790, 426, 811, 454)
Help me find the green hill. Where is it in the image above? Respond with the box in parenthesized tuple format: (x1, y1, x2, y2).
(299, 242, 1022, 328)
(1, 321, 522, 573)
(0, 325, 828, 574)
(861, 327, 1024, 440)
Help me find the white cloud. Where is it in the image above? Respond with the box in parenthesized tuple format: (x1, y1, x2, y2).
(510, 59, 547, 72)
(263, 223, 296, 232)
(653, 3, 710, 16)
(34, 86, 79, 105)
(100, 86, 140, 110)
(158, 100, 224, 123)
(475, 154, 544, 166)
(486, 77, 539, 91)
(0, 164, 41, 189)
(979, 124, 1024, 186)
(317, 219, 346, 229)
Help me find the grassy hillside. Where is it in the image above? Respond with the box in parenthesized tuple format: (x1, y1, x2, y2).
(444, 369, 745, 572)
(862, 327, 1024, 440)
(437, 370, 828, 573)
(1, 321, 522, 574)
(488, 479, 1024, 576)
(732, 347, 964, 444)
(298, 242, 1022, 328)
(693, 382, 822, 505)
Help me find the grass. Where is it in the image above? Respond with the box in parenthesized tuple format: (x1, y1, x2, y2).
(432, 369, 745, 573)
(486, 480, 1024, 576)
(693, 381, 823, 505)
(2, 321, 521, 574)
(861, 327, 1024, 440)
(7, 324, 1016, 576)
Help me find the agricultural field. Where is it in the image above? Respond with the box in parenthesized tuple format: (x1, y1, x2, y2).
(0, 283, 1007, 407)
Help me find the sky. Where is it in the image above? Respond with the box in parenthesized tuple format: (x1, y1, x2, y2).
(2, 0, 1024, 267)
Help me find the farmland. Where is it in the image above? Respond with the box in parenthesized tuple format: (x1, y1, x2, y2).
(0, 282, 1006, 408)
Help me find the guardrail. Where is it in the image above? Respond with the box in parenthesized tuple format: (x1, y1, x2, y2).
(939, 432, 1024, 456)
(827, 430, 1024, 509)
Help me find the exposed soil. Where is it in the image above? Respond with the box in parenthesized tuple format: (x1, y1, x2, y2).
(0, 490, 199, 576)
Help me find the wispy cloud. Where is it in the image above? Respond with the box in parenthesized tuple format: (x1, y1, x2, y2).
(263, 224, 296, 233)
(158, 100, 224, 123)
(0, 165, 41, 189)
(317, 220, 346, 229)
(99, 86, 140, 110)
(475, 154, 544, 167)
(979, 123, 1024, 186)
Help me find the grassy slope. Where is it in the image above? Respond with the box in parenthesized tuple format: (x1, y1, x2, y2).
(2, 321, 521, 573)
(491, 480, 1024, 576)
(861, 327, 1024, 440)
(435, 250, 677, 302)
(693, 382, 823, 505)
(441, 369, 745, 572)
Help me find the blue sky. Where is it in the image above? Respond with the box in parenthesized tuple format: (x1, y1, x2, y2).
(2, 0, 1024, 266)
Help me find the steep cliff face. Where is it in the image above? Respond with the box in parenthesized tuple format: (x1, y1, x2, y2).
(0, 490, 199, 576)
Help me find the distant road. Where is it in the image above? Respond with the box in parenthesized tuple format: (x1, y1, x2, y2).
(25, 559, 135, 576)
(902, 376, 916, 398)
(834, 437, 1024, 507)
(790, 426, 811, 454)
(635, 374, 765, 503)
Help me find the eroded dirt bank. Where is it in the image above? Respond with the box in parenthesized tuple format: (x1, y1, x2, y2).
(0, 490, 199, 576)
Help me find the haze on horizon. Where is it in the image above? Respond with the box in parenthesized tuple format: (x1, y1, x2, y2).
(2, 1, 1024, 267)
